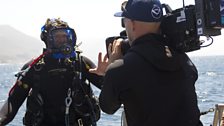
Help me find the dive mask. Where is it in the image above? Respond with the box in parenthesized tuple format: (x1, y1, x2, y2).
(47, 28, 76, 59)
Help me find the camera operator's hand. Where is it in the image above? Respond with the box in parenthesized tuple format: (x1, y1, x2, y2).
(89, 39, 123, 76)
(108, 38, 123, 63)
(89, 52, 109, 76)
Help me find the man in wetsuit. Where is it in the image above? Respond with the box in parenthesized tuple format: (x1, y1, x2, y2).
(0, 18, 102, 126)
(90, 0, 202, 126)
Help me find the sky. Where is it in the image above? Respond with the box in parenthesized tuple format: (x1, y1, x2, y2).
(0, 0, 224, 61)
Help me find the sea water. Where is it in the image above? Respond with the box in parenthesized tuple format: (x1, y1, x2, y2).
(0, 55, 224, 126)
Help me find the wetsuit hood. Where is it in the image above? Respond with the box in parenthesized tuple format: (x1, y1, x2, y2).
(129, 33, 182, 71)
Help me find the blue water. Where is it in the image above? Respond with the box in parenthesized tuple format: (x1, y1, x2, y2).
(0, 55, 224, 126)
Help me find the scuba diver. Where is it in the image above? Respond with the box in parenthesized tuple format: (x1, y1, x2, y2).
(0, 18, 102, 126)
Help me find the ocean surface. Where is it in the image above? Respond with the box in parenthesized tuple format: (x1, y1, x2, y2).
(0, 55, 224, 126)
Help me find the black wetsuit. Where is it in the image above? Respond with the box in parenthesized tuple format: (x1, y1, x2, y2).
(99, 34, 201, 126)
(2, 53, 102, 126)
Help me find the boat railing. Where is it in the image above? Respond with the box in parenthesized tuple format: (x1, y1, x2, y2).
(212, 104, 224, 126)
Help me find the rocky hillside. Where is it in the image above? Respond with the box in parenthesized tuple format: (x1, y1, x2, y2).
(0, 25, 44, 63)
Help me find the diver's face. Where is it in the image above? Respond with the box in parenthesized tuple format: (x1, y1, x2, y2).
(53, 30, 68, 48)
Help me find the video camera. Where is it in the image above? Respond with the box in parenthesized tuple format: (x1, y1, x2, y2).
(105, 0, 224, 55)
(105, 30, 130, 58)
(161, 0, 224, 52)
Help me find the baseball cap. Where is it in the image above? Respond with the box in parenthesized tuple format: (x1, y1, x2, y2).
(114, 0, 163, 22)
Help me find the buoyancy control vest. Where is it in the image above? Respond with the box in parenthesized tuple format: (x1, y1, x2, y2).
(22, 53, 100, 126)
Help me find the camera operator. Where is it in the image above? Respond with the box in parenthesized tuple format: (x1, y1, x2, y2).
(90, 0, 202, 125)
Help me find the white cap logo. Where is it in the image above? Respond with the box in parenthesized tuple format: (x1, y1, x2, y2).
(151, 4, 162, 19)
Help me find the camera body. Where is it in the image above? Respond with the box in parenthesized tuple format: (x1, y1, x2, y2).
(161, 0, 223, 52)
(161, 5, 201, 52)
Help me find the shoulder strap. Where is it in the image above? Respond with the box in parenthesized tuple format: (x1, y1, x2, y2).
(72, 52, 98, 126)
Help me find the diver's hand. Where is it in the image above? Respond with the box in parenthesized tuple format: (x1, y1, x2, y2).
(89, 52, 109, 76)
(0, 116, 6, 126)
(0, 100, 10, 126)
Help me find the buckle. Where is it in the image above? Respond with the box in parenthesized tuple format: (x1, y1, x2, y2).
(78, 118, 83, 126)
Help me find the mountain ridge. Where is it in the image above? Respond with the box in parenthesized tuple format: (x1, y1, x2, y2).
(0, 25, 44, 63)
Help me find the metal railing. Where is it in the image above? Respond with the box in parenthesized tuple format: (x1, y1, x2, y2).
(212, 104, 224, 126)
